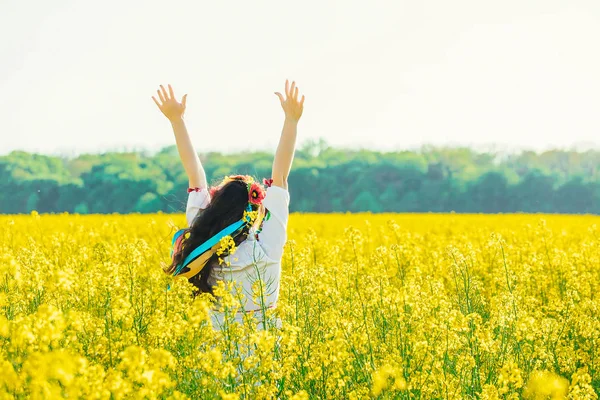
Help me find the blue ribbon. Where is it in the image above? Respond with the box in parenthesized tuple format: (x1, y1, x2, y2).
(173, 204, 254, 276)
(174, 219, 245, 275)
(170, 229, 185, 257)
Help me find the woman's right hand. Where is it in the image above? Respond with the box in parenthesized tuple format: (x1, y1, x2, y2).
(152, 84, 188, 122)
(275, 79, 305, 122)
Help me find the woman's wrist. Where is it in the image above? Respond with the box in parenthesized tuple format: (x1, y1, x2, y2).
(170, 117, 185, 126)
(284, 116, 299, 125)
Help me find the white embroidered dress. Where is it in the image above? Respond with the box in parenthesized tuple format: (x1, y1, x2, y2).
(185, 186, 289, 329)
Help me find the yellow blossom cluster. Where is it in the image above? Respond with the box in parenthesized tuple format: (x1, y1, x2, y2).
(0, 212, 599, 399)
(216, 235, 238, 266)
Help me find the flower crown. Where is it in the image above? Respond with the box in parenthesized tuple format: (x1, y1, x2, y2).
(209, 175, 267, 205)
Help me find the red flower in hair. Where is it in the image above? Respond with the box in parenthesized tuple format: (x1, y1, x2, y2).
(209, 186, 218, 197)
(248, 182, 266, 205)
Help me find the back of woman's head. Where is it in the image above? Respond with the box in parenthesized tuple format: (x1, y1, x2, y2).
(198, 178, 251, 235)
(168, 175, 261, 294)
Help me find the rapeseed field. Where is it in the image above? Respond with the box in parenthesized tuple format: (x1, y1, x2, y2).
(0, 213, 598, 399)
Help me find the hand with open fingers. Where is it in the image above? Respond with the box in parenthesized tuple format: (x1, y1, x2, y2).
(152, 84, 188, 122)
(275, 79, 305, 122)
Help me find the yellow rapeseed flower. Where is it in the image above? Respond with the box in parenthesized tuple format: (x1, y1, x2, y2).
(1, 213, 599, 398)
(524, 370, 569, 400)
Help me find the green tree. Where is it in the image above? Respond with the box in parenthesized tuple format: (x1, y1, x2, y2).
(135, 193, 162, 213)
(1, 145, 600, 215)
(351, 191, 382, 212)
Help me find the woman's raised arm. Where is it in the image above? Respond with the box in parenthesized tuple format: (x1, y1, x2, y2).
(152, 84, 207, 189)
(272, 80, 305, 190)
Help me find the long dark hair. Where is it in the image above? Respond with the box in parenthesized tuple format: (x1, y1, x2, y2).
(167, 176, 259, 294)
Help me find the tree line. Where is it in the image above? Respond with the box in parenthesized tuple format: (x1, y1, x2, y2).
(1, 141, 599, 214)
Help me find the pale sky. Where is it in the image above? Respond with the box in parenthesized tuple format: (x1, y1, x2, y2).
(1, 0, 599, 156)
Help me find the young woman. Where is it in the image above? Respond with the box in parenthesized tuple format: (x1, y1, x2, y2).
(152, 80, 304, 329)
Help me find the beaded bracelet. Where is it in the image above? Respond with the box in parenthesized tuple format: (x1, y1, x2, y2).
(187, 187, 203, 193)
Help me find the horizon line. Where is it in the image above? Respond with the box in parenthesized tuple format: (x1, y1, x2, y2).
(2, 139, 600, 158)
